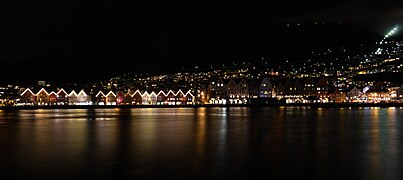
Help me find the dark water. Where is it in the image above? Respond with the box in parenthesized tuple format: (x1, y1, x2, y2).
(0, 107, 403, 180)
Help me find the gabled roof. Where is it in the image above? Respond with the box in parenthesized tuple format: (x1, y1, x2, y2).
(21, 88, 35, 96)
(96, 91, 106, 97)
(49, 91, 58, 96)
(106, 91, 116, 97)
(176, 90, 185, 96)
(57, 88, 68, 95)
(77, 90, 87, 96)
(68, 90, 78, 97)
(132, 90, 142, 97)
(149, 91, 157, 97)
(125, 91, 133, 96)
(157, 90, 167, 96)
(36, 88, 49, 96)
(347, 86, 362, 92)
(184, 90, 194, 97)
(141, 91, 150, 97)
(166, 90, 176, 96)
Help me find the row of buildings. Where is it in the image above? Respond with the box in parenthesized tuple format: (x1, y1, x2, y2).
(206, 76, 403, 104)
(3, 75, 403, 106)
(19, 88, 195, 106)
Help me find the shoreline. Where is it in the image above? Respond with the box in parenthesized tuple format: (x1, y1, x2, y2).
(1, 103, 403, 110)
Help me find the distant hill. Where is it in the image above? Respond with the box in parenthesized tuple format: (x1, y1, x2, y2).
(0, 22, 387, 85)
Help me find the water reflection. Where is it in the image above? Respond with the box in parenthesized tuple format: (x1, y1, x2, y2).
(0, 107, 403, 179)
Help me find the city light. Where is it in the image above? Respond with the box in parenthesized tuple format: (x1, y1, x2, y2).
(377, 25, 399, 54)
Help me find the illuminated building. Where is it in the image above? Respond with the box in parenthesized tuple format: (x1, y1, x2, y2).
(20, 88, 36, 105)
(132, 90, 142, 105)
(124, 91, 133, 105)
(36, 88, 49, 105)
(77, 90, 91, 105)
(347, 87, 363, 102)
(116, 91, 125, 105)
(68, 90, 78, 105)
(106, 91, 117, 105)
(48, 91, 58, 105)
(95, 91, 106, 105)
(57, 89, 68, 105)
(259, 77, 273, 98)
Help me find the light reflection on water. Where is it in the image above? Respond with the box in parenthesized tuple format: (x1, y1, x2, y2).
(0, 107, 402, 179)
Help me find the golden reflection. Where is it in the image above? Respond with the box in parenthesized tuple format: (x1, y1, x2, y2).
(368, 108, 380, 176)
(0, 110, 5, 124)
(195, 108, 206, 155)
(317, 107, 323, 116)
(219, 107, 227, 117)
(131, 110, 156, 153)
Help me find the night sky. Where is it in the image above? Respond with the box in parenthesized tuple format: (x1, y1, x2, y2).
(1, 2, 403, 84)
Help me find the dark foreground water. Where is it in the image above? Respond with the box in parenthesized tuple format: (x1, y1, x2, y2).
(0, 107, 403, 180)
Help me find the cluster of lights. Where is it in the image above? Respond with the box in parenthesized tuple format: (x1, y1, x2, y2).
(376, 25, 399, 55)
(385, 25, 398, 39)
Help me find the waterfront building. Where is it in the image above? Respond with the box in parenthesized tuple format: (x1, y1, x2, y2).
(347, 87, 363, 102)
(259, 77, 273, 98)
(36, 88, 49, 105)
(106, 91, 117, 105)
(116, 91, 125, 105)
(157, 90, 167, 105)
(57, 89, 68, 105)
(165, 90, 176, 105)
(141, 91, 150, 105)
(124, 91, 133, 105)
(303, 77, 316, 97)
(284, 78, 304, 103)
(20, 88, 36, 105)
(316, 76, 329, 103)
(132, 90, 142, 105)
(150, 91, 158, 105)
(68, 90, 78, 105)
(208, 78, 226, 104)
(77, 90, 91, 105)
(175, 90, 185, 105)
(226, 79, 239, 104)
(48, 91, 58, 105)
(184, 90, 195, 105)
(95, 91, 107, 105)
(238, 79, 249, 99)
(329, 89, 346, 103)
